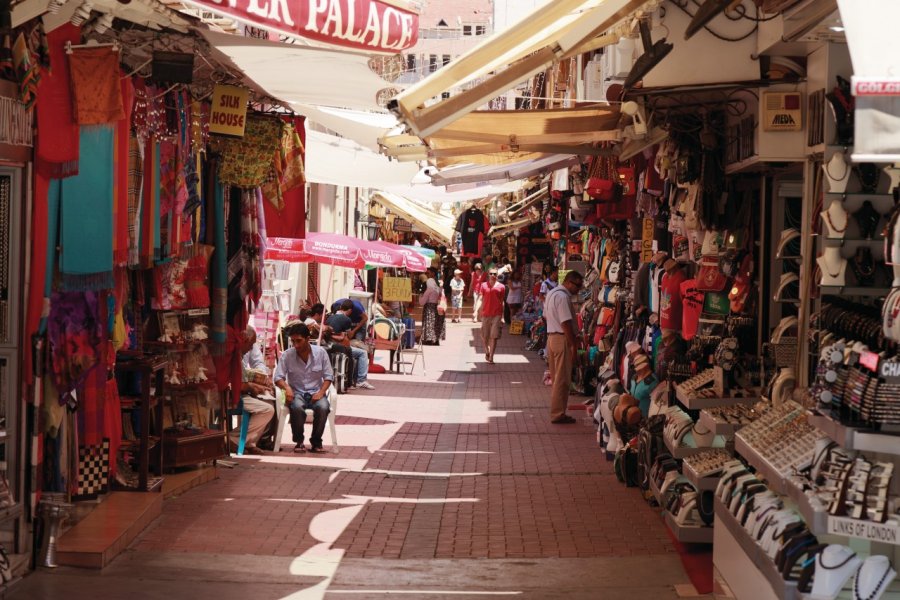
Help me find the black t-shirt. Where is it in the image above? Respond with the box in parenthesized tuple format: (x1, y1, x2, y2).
(457, 209, 486, 255)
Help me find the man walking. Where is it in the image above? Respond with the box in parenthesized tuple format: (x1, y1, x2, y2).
(544, 271, 583, 424)
(479, 268, 506, 364)
(274, 323, 334, 453)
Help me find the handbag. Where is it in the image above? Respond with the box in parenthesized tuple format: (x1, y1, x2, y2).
(696, 255, 728, 292)
(584, 154, 622, 202)
(437, 293, 447, 315)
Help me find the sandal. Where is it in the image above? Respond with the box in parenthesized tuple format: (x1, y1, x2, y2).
(293, 445, 307, 453)
(309, 446, 327, 454)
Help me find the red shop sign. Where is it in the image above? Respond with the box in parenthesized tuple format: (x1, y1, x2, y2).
(183, 0, 419, 53)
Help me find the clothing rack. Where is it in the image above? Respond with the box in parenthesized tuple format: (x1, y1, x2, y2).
(65, 41, 120, 54)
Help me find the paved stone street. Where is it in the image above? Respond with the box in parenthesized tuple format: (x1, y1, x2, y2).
(11, 321, 690, 599)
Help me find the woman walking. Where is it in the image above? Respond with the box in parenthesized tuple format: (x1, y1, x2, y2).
(469, 262, 486, 323)
(505, 270, 524, 324)
(421, 268, 445, 345)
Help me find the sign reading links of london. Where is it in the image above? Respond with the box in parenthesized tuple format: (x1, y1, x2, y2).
(828, 516, 899, 544)
(182, 0, 419, 52)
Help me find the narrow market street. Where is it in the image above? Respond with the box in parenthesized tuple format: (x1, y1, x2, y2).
(10, 323, 693, 600)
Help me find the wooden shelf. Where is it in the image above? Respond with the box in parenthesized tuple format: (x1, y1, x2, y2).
(819, 286, 891, 296)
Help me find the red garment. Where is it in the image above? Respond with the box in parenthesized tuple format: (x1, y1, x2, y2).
(262, 185, 306, 238)
(35, 24, 81, 178)
(459, 262, 472, 296)
(659, 269, 687, 330)
(479, 282, 506, 317)
(470, 270, 486, 297)
(680, 278, 704, 341)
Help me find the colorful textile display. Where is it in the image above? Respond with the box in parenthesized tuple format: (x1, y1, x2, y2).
(47, 291, 102, 397)
(113, 78, 133, 266)
(262, 184, 305, 239)
(126, 132, 143, 267)
(34, 24, 81, 179)
(210, 178, 227, 347)
(12, 32, 39, 109)
(139, 139, 161, 267)
(68, 46, 125, 124)
(212, 116, 282, 188)
(260, 118, 306, 210)
(59, 126, 114, 290)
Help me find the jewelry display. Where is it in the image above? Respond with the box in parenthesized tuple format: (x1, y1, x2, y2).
(817, 247, 848, 286)
(822, 199, 850, 238)
(852, 201, 881, 240)
(852, 555, 896, 600)
(810, 544, 863, 600)
(823, 152, 851, 194)
(825, 75, 854, 147)
(850, 247, 876, 286)
(855, 163, 881, 195)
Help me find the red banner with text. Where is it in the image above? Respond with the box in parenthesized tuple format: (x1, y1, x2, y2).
(182, 0, 419, 53)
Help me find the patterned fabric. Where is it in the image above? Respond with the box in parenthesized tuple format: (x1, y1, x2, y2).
(126, 133, 143, 267)
(48, 291, 102, 396)
(422, 303, 445, 345)
(68, 47, 125, 125)
(260, 120, 306, 210)
(73, 439, 109, 500)
(212, 116, 282, 188)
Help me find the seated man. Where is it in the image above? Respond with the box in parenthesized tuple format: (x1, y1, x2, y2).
(327, 300, 375, 390)
(305, 303, 355, 386)
(330, 297, 369, 342)
(274, 323, 334, 454)
(231, 327, 276, 455)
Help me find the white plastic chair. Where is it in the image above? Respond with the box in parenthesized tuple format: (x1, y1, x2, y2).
(275, 387, 339, 453)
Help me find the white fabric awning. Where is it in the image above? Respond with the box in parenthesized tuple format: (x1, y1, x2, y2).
(430, 155, 580, 186)
(294, 104, 398, 152)
(305, 128, 420, 188)
(381, 181, 525, 205)
(200, 29, 400, 112)
(370, 191, 455, 246)
(390, 0, 642, 137)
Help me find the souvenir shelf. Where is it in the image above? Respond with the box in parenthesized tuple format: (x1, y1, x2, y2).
(698, 409, 744, 435)
(114, 355, 167, 492)
(808, 412, 900, 457)
(145, 308, 226, 470)
(682, 461, 721, 492)
(664, 431, 727, 459)
(714, 498, 799, 600)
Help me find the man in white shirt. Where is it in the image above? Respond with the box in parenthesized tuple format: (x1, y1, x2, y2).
(543, 271, 584, 424)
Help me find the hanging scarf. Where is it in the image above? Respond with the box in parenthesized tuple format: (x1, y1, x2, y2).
(113, 77, 133, 266)
(12, 32, 39, 109)
(68, 46, 125, 124)
(260, 118, 306, 210)
(139, 138, 160, 267)
(34, 24, 80, 179)
(211, 116, 282, 188)
(59, 126, 114, 290)
(239, 189, 261, 305)
(47, 290, 102, 397)
(126, 132, 143, 267)
(213, 325, 243, 409)
(210, 177, 227, 349)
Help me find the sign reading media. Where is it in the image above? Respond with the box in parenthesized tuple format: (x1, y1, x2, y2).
(183, 0, 419, 53)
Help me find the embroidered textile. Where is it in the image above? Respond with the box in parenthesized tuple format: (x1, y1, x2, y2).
(212, 117, 282, 188)
(48, 291, 102, 395)
(260, 119, 305, 209)
(126, 133, 143, 267)
(68, 47, 124, 124)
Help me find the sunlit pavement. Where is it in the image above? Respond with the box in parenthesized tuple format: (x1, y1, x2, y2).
(10, 321, 691, 600)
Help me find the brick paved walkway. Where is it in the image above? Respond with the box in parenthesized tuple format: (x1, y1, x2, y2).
(13, 320, 692, 599)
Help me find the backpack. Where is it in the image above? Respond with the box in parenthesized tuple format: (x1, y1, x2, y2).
(636, 415, 667, 492)
(613, 438, 641, 487)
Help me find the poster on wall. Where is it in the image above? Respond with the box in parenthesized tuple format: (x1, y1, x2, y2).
(382, 277, 412, 302)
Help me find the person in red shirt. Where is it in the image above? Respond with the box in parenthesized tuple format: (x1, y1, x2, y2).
(479, 268, 506, 364)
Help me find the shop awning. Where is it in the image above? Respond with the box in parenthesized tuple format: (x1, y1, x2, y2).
(370, 191, 455, 246)
(429, 155, 580, 186)
(489, 215, 540, 238)
(305, 128, 420, 188)
(294, 103, 398, 152)
(425, 104, 621, 167)
(200, 29, 401, 112)
(183, 0, 419, 54)
(381, 181, 525, 205)
(389, 0, 644, 138)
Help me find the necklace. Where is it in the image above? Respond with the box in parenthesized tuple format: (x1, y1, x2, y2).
(856, 163, 881, 194)
(820, 253, 845, 278)
(825, 154, 850, 183)
(824, 205, 849, 234)
(818, 547, 857, 570)
(853, 561, 894, 600)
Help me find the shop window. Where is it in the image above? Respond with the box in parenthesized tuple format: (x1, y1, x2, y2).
(463, 24, 487, 36)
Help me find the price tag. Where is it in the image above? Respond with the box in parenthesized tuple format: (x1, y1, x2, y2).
(859, 350, 880, 373)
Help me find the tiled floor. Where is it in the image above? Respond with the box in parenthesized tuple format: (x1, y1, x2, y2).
(11, 319, 690, 599)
